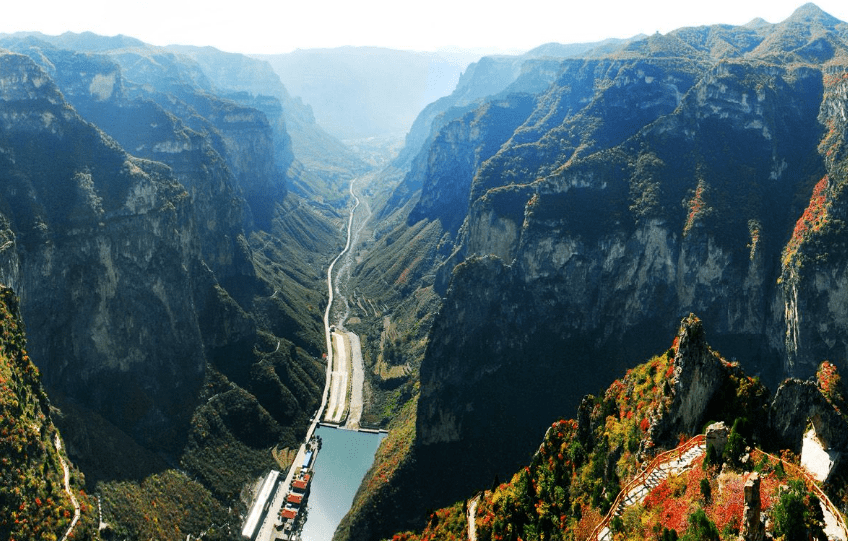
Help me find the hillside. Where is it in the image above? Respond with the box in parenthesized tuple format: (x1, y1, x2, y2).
(0, 286, 100, 541)
(170, 43, 369, 188)
(385, 315, 848, 541)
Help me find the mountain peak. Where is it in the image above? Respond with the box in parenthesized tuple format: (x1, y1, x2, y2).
(743, 17, 771, 29)
(784, 3, 842, 28)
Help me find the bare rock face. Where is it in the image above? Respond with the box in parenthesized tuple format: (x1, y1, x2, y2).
(768, 378, 848, 453)
(667, 315, 725, 434)
(740, 472, 765, 541)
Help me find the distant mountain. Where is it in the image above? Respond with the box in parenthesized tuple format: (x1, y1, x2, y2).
(255, 47, 479, 140)
(169, 44, 369, 187)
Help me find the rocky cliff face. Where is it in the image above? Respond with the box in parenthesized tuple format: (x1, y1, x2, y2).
(0, 50, 207, 451)
(391, 39, 633, 171)
(0, 39, 340, 537)
(341, 6, 848, 541)
(2, 41, 253, 281)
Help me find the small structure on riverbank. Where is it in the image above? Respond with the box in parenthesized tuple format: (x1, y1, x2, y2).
(241, 470, 281, 539)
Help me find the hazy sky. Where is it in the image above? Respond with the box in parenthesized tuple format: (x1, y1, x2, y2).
(3, 0, 848, 55)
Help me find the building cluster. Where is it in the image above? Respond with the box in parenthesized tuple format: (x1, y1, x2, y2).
(241, 435, 320, 541)
(276, 448, 315, 539)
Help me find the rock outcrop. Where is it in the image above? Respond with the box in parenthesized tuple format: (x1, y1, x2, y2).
(769, 378, 848, 453)
(740, 472, 765, 541)
(667, 315, 725, 435)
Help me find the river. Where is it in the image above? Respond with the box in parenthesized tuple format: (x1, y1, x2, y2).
(299, 426, 386, 541)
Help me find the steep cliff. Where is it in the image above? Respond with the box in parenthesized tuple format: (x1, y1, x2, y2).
(340, 6, 848, 540)
(0, 43, 338, 538)
(0, 50, 207, 452)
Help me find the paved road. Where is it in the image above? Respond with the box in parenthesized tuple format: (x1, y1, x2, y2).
(55, 434, 80, 541)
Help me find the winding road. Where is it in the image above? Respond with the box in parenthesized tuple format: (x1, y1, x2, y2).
(55, 434, 80, 541)
(321, 176, 363, 426)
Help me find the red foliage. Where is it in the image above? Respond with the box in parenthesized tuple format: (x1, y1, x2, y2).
(684, 183, 708, 234)
(708, 474, 744, 532)
(784, 175, 829, 265)
(643, 478, 673, 509)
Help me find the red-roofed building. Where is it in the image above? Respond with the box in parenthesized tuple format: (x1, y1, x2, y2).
(281, 508, 297, 521)
(302, 473, 311, 483)
(292, 479, 308, 492)
(287, 493, 303, 505)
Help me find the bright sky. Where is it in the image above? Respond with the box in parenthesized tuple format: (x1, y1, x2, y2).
(3, 0, 848, 55)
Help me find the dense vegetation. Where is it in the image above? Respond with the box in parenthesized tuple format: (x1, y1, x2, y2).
(99, 470, 235, 540)
(0, 288, 99, 541)
(385, 319, 843, 541)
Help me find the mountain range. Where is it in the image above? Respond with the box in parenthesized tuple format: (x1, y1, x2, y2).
(4, 4, 848, 541)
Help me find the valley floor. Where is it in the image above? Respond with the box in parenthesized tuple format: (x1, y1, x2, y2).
(248, 172, 379, 540)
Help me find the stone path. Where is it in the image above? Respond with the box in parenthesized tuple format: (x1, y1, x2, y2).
(595, 440, 705, 541)
(467, 494, 480, 541)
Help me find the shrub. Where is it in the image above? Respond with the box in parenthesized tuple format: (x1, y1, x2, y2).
(680, 508, 720, 541)
(699, 478, 711, 504)
(773, 480, 826, 540)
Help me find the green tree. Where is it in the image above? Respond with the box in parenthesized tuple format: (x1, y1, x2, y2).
(704, 442, 718, 466)
(723, 418, 746, 465)
(773, 480, 826, 540)
(662, 527, 679, 541)
(699, 478, 711, 504)
(680, 508, 719, 541)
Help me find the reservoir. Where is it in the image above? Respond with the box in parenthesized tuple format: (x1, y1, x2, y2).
(299, 426, 386, 541)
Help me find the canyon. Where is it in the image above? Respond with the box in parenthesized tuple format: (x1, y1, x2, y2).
(4, 4, 848, 541)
